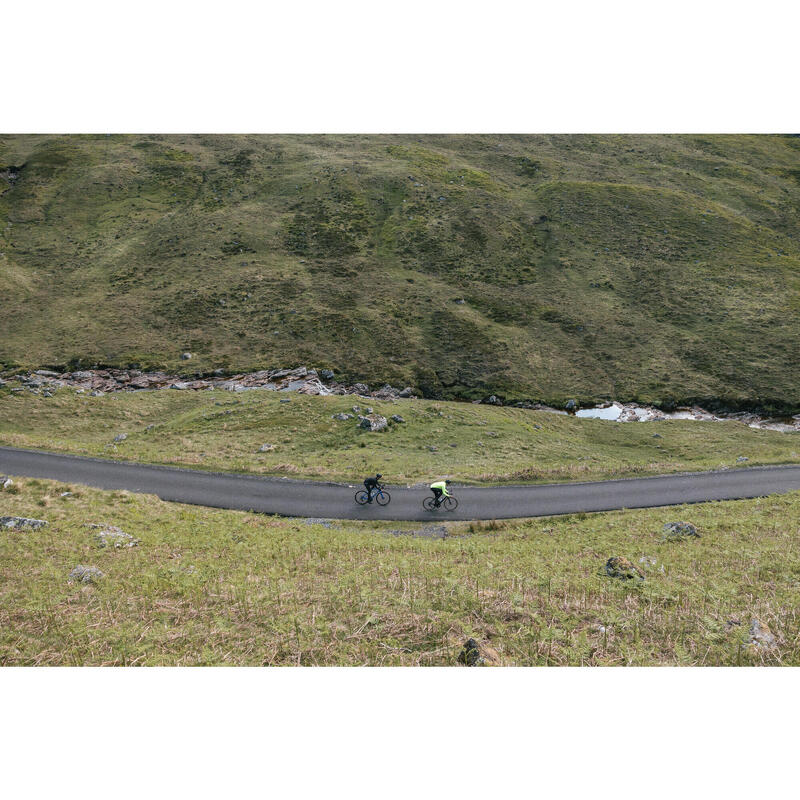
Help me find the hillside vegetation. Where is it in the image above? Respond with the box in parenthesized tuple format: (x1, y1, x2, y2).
(2, 135, 799, 410)
(2, 388, 798, 484)
(1, 476, 797, 665)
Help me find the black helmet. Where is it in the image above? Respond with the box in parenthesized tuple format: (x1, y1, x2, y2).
(376, 474, 382, 478)
(445, 479, 451, 484)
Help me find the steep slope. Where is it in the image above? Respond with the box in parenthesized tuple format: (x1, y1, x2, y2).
(1, 134, 799, 409)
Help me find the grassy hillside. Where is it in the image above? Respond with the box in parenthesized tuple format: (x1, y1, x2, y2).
(2, 134, 799, 409)
(1, 476, 797, 665)
(2, 388, 798, 484)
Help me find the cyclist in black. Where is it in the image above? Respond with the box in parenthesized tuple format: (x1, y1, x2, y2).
(363, 474, 383, 503)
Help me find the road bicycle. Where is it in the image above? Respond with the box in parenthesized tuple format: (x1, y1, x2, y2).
(423, 494, 458, 512)
(355, 484, 391, 506)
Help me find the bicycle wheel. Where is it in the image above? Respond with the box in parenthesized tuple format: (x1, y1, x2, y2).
(443, 496, 459, 512)
(355, 490, 369, 505)
(375, 490, 391, 506)
(423, 496, 436, 511)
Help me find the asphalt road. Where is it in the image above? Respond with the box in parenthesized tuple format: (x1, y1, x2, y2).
(2, 446, 800, 521)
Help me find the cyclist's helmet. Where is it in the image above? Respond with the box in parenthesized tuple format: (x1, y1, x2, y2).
(376, 474, 382, 479)
(445, 480, 452, 485)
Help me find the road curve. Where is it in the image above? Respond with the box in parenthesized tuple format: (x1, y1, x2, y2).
(2, 446, 800, 521)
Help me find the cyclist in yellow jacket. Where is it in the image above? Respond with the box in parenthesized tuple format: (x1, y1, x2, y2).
(429, 479, 452, 508)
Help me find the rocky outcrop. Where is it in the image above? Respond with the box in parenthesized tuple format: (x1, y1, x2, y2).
(605, 556, 645, 581)
(1, 516, 47, 530)
(662, 521, 700, 540)
(457, 638, 501, 666)
(89, 524, 140, 548)
(69, 565, 104, 584)
(2, 366, 409, 403)
(746, 618, 777, 650)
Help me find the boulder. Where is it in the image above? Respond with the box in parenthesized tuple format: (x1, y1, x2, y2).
(373, 384, 399, 399)
(1, 516, 48, 530)
(181, 352, 192, 360)
(69, 565, 104, 584)
(457, 638, 501, 666)
(319, 369, 335, 381)
(332, 413, 353, 421)
(1, 477, 12, 490)
(391, 415, 405, 423)
(605, 556, 645, 581)
(352, 383, 369, 395)
(113, 433, 127, 442)
(565, 399, 578, 412)
(358, 414, 388, 432)
(486, 395, 502, 405)
(398, 387, 415, 398)
(662, 521, 700, 539)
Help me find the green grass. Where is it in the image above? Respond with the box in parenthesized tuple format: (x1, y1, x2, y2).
(2, 134, 800, 410)
(1, 476, 798, 665)
(1, 388, 798, 484)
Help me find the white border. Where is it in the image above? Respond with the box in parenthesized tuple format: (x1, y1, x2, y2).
(3, 1, 798, 132)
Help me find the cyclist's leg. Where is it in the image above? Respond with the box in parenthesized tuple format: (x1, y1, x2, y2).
(432, 488, 442, 507)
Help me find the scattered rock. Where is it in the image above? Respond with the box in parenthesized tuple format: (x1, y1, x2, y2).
(113, 433, 127, 442)
(454, 298, 466, 305)
(457, 638, 500, 666)
(391, 414, 405, 423)
(332, 413, 353, 421)
(565, 399, 578, 412)
(358, 414, 388, 432)
(652, 433, 662, 438)
(1, 477, 13, 490)
(1, 515, 47, 530)
(89, 524, 140, 548)
(181, 352, 192, 360)
(258, 443, 275, 452)
(352, 383, 369, 395)
(69, 565, 104, 584)
(303, 518, 336, 529)
(319, 369, 335, 381)
(89, 390, 105, 397)
(397, 387, 415, 398)
(662, 521, 700, 539)
(486, 395, 502, 405)
(737, 456, 749, 463)
(605, 556, 644, 581)
(746, 618, 777, 651)
(279, 398, 290, 404)
(428, 446, 438, 452)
